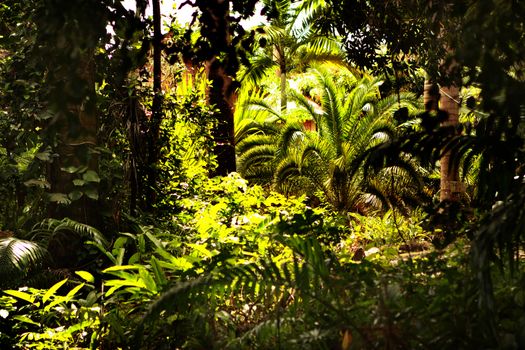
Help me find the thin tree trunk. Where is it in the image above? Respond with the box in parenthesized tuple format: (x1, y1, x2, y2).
(144, 0, 163, 210)
(423, 79, 439, 112)
(280, 68, 287, 112)
(424, 76, 462, 202)
(34, 0, 109, 268)
(207, 58, 237, 176)
(204, 0, 236, 176)
(439, 85, 461, 202)
(273, 45, 287, 112)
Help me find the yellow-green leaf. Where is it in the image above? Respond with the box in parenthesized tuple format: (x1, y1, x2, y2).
(43, 279, 68, 303)
(4, 290, 35, 304)
(13, 315, 40, 326)
(103, 265, 140, 273)
(75, 271, 95, 283)
(65, 283, 85, 301)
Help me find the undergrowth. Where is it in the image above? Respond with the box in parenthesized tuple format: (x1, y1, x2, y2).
(1, 174, 524, 349)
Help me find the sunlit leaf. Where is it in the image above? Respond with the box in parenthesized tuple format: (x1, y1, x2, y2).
(75, 271, 95, 283)
(43, 278, 68, 303)
(4, 290, 35, 304)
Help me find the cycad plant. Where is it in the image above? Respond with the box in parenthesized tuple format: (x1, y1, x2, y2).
(238, 66, 423, 212)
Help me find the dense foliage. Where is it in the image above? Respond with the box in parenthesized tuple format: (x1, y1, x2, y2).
(1, 0, 525, 349)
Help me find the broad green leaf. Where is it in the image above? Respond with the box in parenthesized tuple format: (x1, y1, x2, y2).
(73, 179, 86, 186)
(109, 247, 126, 266)
(35, 151, 52, 161)
(65, 283, 85, 302)
(154, 247, 177, 263)
(83, 170, 101, 183)
(142, 228, 166, 251)
(4, 290, 35, 304)
(48, 193, 71, 204)
(104, 286, 120, 297)
(68, 190, 83, 201)
(62, 165, 80, 173)
(103, 280, 148, 297)
(139, 268, 157, 293)
(65, 320, 91, 335)
(128, 252, 141, 264)
(137, 234, 146, 254)
(75, 271, 95, 283)
(151, 256, 167, 288)
(13, 315, 40, 326)
(113, 236, 129, 249)
(84, 187, 99, 200)
(23, 179, 50, 189)
(44, 295, 67, 312)
(103, 265, 141, 273)
(43, 278, 68, 303)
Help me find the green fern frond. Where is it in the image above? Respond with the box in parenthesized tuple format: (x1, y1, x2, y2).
(239, 55, 276, 86)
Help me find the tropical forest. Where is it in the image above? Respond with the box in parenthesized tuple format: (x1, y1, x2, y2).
(1, 0, 525, 349)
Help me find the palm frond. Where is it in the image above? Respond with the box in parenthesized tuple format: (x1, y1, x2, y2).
(237, 143, 277, 178)
(310, 67, 344, 152)
(375, 91, 421, 117)
(30, 218, 108, 247)
(0, 237, 49, 285)
(289, 89, 322, 126)
(273, 156, 307, 194)
(239, 55, 276, 86)
(277, 122, 306, 156)
(236, 63, 425, 212)
(236, 134, 276, 155)
(242, 98, 283, 122)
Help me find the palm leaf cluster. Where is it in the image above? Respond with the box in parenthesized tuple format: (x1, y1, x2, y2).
(0, 236, 48, 287)
(237, 66, 424, 213)
(0, 218, 107, 288)
(239, 0, 344, 111)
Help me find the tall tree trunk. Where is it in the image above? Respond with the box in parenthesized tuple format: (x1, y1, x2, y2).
(279, 67, 287, 112)
(423, 79, 439, 112)
(48, 56, 99, 225)
(204, 0, 236, 176)
(439, 85, 461, 202)
(424, 75, 462, 202)
(207, 59, 237, 176)
(47, 55, 100, 267)
(274, 45, 287, 112)
(144, 0, 163, 210)
(34, 0, 109, 267)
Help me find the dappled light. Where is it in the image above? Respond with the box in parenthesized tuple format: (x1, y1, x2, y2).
(1, 0, 525, 348)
